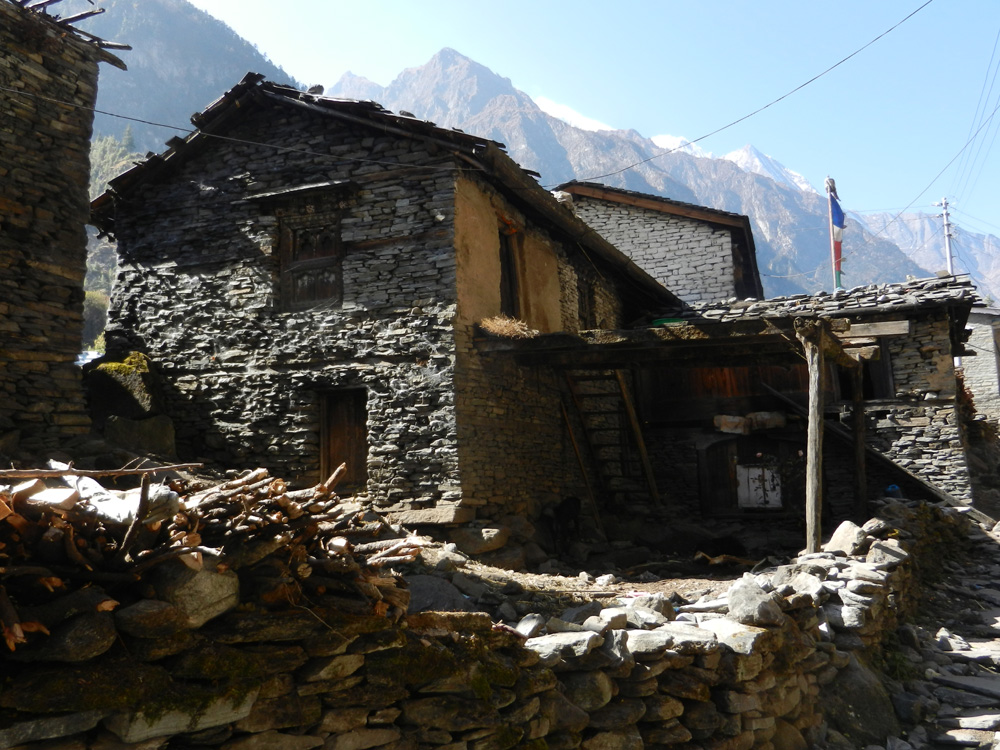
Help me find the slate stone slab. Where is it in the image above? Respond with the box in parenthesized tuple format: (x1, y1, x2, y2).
(933, 674, 1000, 700)
(0, 710, 106, 749)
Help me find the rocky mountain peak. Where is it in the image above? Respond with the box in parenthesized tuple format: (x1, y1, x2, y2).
(329, 71, 384, 102)
(369, 47, 520, 128)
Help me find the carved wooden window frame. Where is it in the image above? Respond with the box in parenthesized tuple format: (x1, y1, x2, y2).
(279, 209, 344, 311)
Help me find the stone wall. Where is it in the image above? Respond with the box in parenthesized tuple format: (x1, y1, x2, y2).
(867, 313, 971, 501)
(960, 313, 1000, 421)
(0, 491, 975, 750)
(569, 196, 736, 304)
(0, 3, 118, 454)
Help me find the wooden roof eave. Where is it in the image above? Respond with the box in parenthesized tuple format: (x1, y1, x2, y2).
(476, 319, 798, 368)
(477, 315, 877, 370)
(559, 182, 748, 230)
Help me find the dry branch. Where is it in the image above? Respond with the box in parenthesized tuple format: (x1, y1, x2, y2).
(0, 463, 202, 480)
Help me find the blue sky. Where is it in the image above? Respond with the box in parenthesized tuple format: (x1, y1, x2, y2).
(187, 0, 1000, 239)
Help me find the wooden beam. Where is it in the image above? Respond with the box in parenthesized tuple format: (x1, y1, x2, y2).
(795, 319, 826, 553)
(562, 183, 746, 229)
(837, 320, 911, 338)
(59, 8, 104, 23)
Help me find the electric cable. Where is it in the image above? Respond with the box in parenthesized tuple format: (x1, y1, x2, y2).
(542, 0, 935, 187)
(950, 24, 1000, 198)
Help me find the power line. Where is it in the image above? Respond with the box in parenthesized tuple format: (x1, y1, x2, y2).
(952, 206, 1000, 235)
(865, 96, 1000, 244)
(544, 0, 936, 187)
(952, 24, 1000, 202)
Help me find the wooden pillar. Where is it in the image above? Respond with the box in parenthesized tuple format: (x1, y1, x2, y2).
(852, 364, 867, 519)
(796, 320, 825, 554)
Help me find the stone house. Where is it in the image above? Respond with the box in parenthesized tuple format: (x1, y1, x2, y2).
(0, 0, 124, 456)
(555, 181, 764, 304)
(91, 73, 681, 543)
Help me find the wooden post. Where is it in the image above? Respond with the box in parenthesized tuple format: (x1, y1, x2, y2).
(796, 320, 825, 554)
(852, 363, 867, 519)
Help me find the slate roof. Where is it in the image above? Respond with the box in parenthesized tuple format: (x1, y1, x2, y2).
(655, 274, 981, 326)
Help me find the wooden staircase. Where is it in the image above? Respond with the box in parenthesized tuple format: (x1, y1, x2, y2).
(564, 369, 662, 509)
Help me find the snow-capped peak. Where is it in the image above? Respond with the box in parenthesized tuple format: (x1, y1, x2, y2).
(723, 144, 817, 194)
(650, 134, 710, 158)
(533, 96, 615, 132)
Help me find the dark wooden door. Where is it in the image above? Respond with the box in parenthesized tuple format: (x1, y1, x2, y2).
(320, 390, 368, 492)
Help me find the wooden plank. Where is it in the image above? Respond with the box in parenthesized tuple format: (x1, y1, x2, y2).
(614, 370, 662, 508)
(838, 320, 911, 338)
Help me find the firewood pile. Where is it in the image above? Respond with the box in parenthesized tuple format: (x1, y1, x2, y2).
(0, 462, 423, 655)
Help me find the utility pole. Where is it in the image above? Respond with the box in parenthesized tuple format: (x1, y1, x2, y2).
(934, 198, 955, 275)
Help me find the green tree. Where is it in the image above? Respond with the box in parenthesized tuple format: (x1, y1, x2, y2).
(86, 130, 142, 295)
(81, 290, 109, 351)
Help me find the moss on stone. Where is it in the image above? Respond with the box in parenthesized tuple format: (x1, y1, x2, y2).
(96, 351, 150, 378)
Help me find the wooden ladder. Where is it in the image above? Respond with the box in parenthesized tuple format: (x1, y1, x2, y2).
(564, 369, 662, 509)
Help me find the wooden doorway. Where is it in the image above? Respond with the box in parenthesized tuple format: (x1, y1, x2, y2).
(320, 389, 369, 493)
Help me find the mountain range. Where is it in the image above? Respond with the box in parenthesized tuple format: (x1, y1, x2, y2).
(74, 0, 1000, 301)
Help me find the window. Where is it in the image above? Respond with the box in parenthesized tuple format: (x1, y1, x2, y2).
(835, 342, 894, 400)
(280, 211, 343, 310)
(577, 274, 598, 329)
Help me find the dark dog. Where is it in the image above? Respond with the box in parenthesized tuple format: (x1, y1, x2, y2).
(542, 495, 582, 556)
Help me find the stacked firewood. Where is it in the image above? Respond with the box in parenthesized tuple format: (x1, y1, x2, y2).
(0, 464, 423, 653)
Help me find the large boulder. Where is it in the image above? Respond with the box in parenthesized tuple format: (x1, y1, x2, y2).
(822, 654, 901, 745)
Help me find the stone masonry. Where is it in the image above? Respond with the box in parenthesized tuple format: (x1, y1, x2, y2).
(570, 196, 735, 304)
(0, 1, 123, 455)
(960, 309, 1000, 421)
(105, 103, 464, 505)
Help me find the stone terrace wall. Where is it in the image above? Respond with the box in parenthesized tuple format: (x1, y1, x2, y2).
(570, 195, 735, 304)
(0, 3, 110, 454)
(106, 107, 461, 507)
(0, 494, 975, 750)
